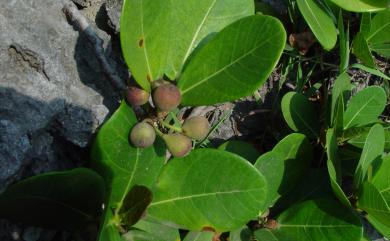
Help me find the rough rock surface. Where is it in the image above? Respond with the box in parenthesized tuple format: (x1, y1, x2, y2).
(0, 0, 126, 239)
(105, 0, 123, 34)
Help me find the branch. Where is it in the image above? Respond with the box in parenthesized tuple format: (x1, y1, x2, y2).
(62, 2, 127, 91)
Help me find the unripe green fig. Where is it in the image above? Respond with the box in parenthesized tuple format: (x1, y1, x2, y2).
(182, 116, 210, 140)
(130, 122, 156, 148)
(152, 84, 181, 112)
(126, 86, 150, 106)
(162, 133, 192, 157)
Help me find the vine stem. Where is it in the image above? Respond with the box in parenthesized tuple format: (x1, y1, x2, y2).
(159, 121, 183, 133)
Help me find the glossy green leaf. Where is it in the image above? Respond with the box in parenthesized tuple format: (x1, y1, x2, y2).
(343, 86, 387, 130)
(0, 168, 105, 231)
(367, 9, 390, 57)
(339, 10, 350, 72)
(369, 156, 390, 238)
(360, 13, 371, 38)
(148, 148, 267, 232)
(91, 102, 166, 239)
(183, 231, 214, 241)
(118, 185, 153, 228)
(296, 0, 337, 50)
(334, 94, 345, 136)
(218, 140, 260, 163)
(326, 128, 351, 207)
(178, 15, 286, 106)
(348, 126, 390, 151)
(357, 182, 390, 229)
(328, 0, 389, 12)
(229, 226, 252, 241)
(372, 155, 390, 201)
(120, 0, 254, 90)
(272, 133, 313, 162)
(255, 151, 285, 208)
(351, 63, 390, 81)
(123, 217, 181, 241)
(330, 73, 351, 127)
(272, 169, 333, 214)
(365, 214, 390, 239)
(352, 33, 375, 68)
(281, 92, 320, 138)
(255, 199, 363, 241)
(255, 133, 312, 209)
(353, 124, 385, 188)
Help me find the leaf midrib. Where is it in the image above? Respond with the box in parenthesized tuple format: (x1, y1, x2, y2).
(150, 188, 263, 206)
(181, 0, 218, 67)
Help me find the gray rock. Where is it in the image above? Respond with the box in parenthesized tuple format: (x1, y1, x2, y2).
(0, 0, 119, 190)
(0, 0, 125, 238)
(105, 0, 122, 34)
(71, 0, 96, 8)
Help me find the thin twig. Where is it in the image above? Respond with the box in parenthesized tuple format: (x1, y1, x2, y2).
(62, 2, 127, 91)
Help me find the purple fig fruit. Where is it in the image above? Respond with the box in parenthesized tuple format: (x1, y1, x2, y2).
(162, 133, 192, 157)
(152, 84, 181, 112)
(130, 122, 156, 148)
(126, 86, 150, 106)
(182, 116, 210, 140)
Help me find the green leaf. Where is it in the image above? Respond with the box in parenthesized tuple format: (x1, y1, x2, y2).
(148, 148, 267, 232)
(328, 0, 389, 12)
(351, 63, 390, 81)
(120, 0, 254, 90)
(330, 73, 351, 127)
(343, 86, 387, 130)
(178, 15, 286, 106)
(255, 151, 285, 208)
(91, 102, 166, 238)
(357, 182, 390, 230)
(272, 133, 313, 162)
(338, 10, 350, 73)
(255, 133, 312, 208)
(118, 185, 153, 228)
(352, 32, 375, 68)
(271, 169, 333, 214)
(366, 215, 390, 239)
(366, 9, 390, 57)
(255, 199, 363, 241)
(281, 92, 320, 138)
(326, 128, 351, 207)
(360, 13, 371, 38)
(123, 217, 181, 241)
(372, 155, 390, 201)
(296, 0, 337, 50)
(353, 124, 385, 188)
(229, 226, 253, 241)
(333, 94, 345, 136)
(0, 168, 105, 231)
(348, 125, 390, 151)
(218, 140, 260, 163)
(183, 231, 214, 241)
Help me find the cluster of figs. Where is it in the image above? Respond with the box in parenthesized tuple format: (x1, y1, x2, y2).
(126, 81, 210, 157)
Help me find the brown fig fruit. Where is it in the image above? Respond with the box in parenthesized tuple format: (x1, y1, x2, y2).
(152, 84, 181, 112)
(126, 86, 150, 106)
(182, 116, 210, 140)
(130, 122, 156, 148)
(162, 133, 192, 157)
